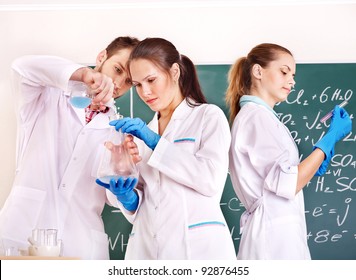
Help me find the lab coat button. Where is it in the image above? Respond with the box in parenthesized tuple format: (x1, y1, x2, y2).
(153, 234, 157, 238)
(73, 157, 77, 161)
(155, 206, 158, 210)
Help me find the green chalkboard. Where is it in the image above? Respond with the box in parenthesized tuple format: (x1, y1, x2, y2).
(102, 64, 356, 260)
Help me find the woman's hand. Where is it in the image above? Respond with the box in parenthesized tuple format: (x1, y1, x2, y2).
(110, 117, 161, 150)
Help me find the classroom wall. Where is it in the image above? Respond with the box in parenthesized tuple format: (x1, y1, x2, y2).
(1, 1, 356, 207)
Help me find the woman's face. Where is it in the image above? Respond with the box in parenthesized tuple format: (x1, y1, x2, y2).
(96, 48, 133, 99)
(260, 52, 296, 107)
(129, 58, 182, 113)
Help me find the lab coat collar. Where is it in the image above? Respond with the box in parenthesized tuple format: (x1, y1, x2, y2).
(152, 98, 195, 123)
(72, 106, 114, 129)
(240, 95, 279, 118)
(85, 108, 115, 129)
(170, 98, 197, 120)
(150, 98, 196, 136)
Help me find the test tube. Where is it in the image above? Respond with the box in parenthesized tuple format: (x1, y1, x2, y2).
(320, 100, 348, 123)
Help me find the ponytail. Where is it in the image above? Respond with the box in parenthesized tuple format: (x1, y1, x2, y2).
(225, 57, 250, 123)
(179, 55, 207, 106)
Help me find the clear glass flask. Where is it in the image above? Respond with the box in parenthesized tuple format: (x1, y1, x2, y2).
(97, 113, 138, 184)
(69, 82, 94, 108)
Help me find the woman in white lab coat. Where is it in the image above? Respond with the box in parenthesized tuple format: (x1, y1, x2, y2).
(0, 36, 139, 259)
(97, 37, 236, 259)
(225, 43, 352, 259)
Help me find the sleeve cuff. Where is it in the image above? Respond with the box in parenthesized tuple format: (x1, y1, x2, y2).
(276, 165, 298, 200)
(147, 137, 170, 168)
(105, 188, 143, 223)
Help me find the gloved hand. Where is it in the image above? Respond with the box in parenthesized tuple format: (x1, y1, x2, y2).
(110, 117, 161, 150)
(96, 177, 139, 211)
(314, 105, 352, 175)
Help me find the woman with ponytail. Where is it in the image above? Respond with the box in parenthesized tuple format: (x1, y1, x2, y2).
(226, 43, 351, 259)
(101, 37, 236, 259)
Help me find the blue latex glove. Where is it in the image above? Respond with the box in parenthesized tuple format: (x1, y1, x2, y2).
(110, 117, 161, 150)
(96, 177, 139, 211)
(314, 106, 352, 176)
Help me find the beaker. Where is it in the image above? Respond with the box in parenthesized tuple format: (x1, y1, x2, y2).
(32, 228, 46, 246)
(97, 114, 138, 184)
(45, 229, 58, 246)
(69, 82, 94, 108)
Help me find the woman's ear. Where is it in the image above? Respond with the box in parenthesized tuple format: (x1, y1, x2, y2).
(252, 64, 262, 79)
(95, 49, 108, 68)
(170, 62, 180, 83)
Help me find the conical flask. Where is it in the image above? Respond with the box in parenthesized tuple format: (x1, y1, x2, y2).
(97, 114, 138, 184)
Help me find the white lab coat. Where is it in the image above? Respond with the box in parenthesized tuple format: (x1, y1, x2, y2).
(229, 102, 311, 259)
(0, 55, 118, 259)
(116, 99, 236, 259)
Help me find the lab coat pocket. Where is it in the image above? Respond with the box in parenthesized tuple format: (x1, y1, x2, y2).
(265, 216, 307, 259)
(90, 229, 109, 260)
(187, 221, 231, 259)
(0, 186, 46, 243)
(173, 137, 196, 153)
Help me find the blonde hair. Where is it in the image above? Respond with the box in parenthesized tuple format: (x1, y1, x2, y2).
(225, 43, 293, 123)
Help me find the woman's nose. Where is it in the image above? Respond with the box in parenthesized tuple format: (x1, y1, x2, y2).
(141, 84, 151, 96)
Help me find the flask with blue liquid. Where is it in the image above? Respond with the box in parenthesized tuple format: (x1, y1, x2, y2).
(69, 82, 94, 108)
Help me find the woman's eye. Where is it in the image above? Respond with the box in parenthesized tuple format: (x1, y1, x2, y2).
(115, 67, 122, 74)
(148, 78, 155, 83)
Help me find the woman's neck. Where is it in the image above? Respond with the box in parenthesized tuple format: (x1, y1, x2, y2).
(158, 96, 184, 134)
(249, 89, 276, 109)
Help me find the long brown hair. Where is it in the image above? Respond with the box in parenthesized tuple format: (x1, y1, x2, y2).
(128, 37, 207, 106)
(225, 43, 293, 123)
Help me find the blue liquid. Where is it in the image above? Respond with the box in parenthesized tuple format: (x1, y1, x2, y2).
(98, 175, 137, 184)
(70, 96, 91, 108)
